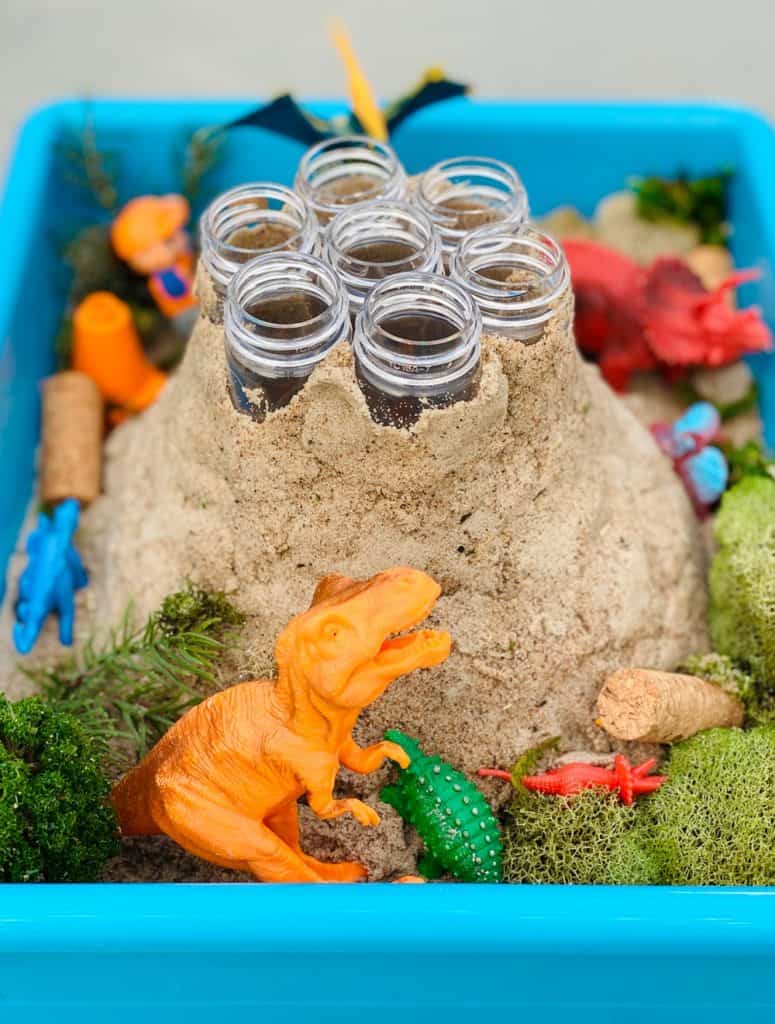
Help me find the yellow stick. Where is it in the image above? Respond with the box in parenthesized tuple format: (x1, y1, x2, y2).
(329, 21, 388, 142)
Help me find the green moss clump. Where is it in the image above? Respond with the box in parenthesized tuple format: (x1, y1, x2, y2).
(709, 477, 775, 691)
(503, 789, 657, 885)
(154, 583, 244, 637)
(638, 727, 775, 885)
(0, 696, 118, 882)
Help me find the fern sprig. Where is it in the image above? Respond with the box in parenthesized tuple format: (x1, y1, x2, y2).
(22, 584, 244, 771)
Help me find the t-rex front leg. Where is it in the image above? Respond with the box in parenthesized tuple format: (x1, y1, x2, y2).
(304, 757, 380, 826)
(340, 735, 411, 774)
(271, 730, 381, 827)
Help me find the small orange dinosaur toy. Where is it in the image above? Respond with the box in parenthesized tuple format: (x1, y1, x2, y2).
(111, 194, 197, 318)
(112, 567, 451, 882)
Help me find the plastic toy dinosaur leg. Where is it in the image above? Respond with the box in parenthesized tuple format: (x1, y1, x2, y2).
(66, 545, 89, 589)
(153, 789, 327, 882)
(340, 736, 410, 774)
(166, 835, 249, 873)
(54, 567, 76, 646)
(417, 851, 444, 879)
(266, 804, 367, 882)
(244, 823, 332, 883)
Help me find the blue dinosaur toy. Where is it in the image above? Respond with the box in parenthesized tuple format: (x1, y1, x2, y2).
(14, 498, 88, 655)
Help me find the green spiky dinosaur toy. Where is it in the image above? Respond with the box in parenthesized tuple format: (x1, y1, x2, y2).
(380, 730, 502, 882)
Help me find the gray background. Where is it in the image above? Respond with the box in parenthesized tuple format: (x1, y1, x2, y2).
(2, 0, 774, 166)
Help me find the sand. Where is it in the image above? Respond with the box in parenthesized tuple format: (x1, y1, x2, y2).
(0, 267, 710, 880)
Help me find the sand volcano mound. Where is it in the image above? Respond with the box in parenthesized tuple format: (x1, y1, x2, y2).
(81, 279, 707, 878)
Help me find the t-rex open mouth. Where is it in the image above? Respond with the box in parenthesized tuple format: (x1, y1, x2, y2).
(338, 628, 451, 708)
(376, 629, 450, 666)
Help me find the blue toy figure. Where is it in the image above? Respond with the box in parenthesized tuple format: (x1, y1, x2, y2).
(651, 401, 729, 516)
(14, 498, 88, 655)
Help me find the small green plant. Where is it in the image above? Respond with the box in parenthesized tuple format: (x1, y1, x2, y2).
(0, 696, 118, 881)
(181, 125, 225, 206)
(63, 224, 156, 309)
(57, 111, 119, 211)
(631, 170, 732, 245)
(155, 583, 243, 637)
(24, 584, 243, 768)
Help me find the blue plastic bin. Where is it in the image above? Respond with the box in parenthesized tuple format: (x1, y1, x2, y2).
(1, 99, 774, 1023)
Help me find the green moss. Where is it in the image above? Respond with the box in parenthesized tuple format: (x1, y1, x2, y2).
(676, 651, 775, 724)
(709, 477, 775, 691)
(503, 789, 658, 885)
(638, 727, 775, 885)
(0, 696, 118, 882)
(154, 582, 244, 637)
(504, 725, 775, 886)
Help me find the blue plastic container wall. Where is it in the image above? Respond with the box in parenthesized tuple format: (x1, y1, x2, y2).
(0, 100, 774, 1022)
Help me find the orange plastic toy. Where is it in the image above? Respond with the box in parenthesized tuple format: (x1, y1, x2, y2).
(72, 292, 167, 414)
(110, 194, 196, 318)
(112, 567, 452, 882)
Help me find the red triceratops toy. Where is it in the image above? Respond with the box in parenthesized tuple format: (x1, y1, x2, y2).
(562, 239, 772, 391)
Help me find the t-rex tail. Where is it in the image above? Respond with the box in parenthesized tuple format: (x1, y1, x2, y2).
(111, 763, 160, 836)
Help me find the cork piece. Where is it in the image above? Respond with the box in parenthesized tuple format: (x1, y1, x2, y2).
(41, 371, 103, 505)
(597, 668, 744, 744)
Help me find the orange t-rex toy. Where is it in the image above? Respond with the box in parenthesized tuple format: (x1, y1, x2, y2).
(112, 567, 451, 882)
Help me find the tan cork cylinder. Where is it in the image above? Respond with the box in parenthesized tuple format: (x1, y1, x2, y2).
(40, 371, 103, 505)
(597, 668, 744, 743)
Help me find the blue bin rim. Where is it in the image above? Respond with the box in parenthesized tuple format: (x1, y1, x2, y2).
(2, 883, 775, 952)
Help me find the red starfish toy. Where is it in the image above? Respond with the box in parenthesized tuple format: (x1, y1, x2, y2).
(520, 754, 666, 805)
(562, 238, 772, 391)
